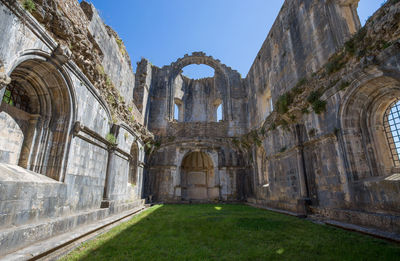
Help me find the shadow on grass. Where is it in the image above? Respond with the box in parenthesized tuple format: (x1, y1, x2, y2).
(63, 204, 400, 261)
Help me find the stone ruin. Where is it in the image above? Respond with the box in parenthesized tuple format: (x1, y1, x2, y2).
(0, 0, 399, 257)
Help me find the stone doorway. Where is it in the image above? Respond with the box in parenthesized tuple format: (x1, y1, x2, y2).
(181, 152, 218, 201)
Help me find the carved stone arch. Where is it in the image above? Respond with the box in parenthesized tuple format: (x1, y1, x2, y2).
(179, 150, 218, 201)
(1, 50, 76, 181)
(338, 71, 400, 181)
(167, 53, 232, 121)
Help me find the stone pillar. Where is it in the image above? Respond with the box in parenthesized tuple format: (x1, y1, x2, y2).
(101, 145, 116, 208)
(295, 124, 310, 216)
(137, 162, 145, 199)
(296, 147, 308, 199)
(18, 115, 40, 168)
(101, 124, 120, 208)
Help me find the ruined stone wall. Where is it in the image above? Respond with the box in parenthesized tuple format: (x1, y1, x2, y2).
(246, 0, 360, 128)
(0, 0, 147, 256)
(80, 2, 143, 124)
(247, 0, 400, 233)
(147, 53, 248, 136)
(144, 53, 250, 202)
(146, 140, 248, 202)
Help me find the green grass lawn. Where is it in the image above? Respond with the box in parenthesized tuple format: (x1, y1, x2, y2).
(62, 204, 400, 261)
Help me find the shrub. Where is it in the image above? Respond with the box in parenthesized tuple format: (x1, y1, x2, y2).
(106, 133, 117, 144)
(301, 107, 310, 114)
(312, 100, 327, 114)
(295, 77, 307, 88)
(276, 92, 293, 114)
(339, 81, 350, 91)
(22, 0, 35, 13)
(325, 53, 345, 74)
(307, 91, 321, 104)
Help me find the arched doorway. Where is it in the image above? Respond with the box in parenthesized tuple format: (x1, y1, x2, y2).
(180, 151, 218, 201)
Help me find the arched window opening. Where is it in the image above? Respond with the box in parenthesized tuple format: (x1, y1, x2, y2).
(0, 58, 72, 181)
(217, 103, 223, 122)
(173, 98, 183, 122)
(357, 1, 386, 26)
(270, 99, 274, 113)
(174, 103, 179, 121)
(2, 82, 31, 113)
(384, 100, 400, 167)
(182, 64, 215, 79)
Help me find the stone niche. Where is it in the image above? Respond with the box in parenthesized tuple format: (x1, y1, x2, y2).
(181, 151, 219, 201)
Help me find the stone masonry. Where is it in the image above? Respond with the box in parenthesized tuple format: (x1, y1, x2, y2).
(0, 0, 399, 257)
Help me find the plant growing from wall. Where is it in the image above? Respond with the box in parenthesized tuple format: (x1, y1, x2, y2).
(21, 0, 35, 12)
(276, 92, 293, 114)
(311, 100, 327, 114)
(307, 91, 327, 114)
(325, 52, 346, 74)
(106, 133, 117, 145)
(339, 81, 350, 91)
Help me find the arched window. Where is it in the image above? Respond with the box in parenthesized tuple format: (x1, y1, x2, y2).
(0, 58, 73, 181)
(174, 98, 183, 122)
(182, 64, 215, 79)
(2, 83, 31, 113)
(384, 100, 400, 167)
(270, 99, 274, 113)
(174, 103, 179, 121)
(217, 103, 223, 122)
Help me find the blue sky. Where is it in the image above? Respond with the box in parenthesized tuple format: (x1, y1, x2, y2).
(86, 0, 385, 78)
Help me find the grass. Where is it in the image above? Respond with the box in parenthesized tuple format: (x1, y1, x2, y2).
(62, 204, 400, 261)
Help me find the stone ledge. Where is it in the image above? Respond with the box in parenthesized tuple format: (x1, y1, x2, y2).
(1, 205, 146, 261)
(0, 200, 144, 257)
(245, 203, 304, 218)
(325, 220, 400, 243)
(309, 207, 400, 234)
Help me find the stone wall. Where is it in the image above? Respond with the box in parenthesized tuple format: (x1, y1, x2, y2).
(0, 0, 147, 256)
(246, 0, 360, 127)
(0, 109, 24, 165)
(246, 0, 400, 232)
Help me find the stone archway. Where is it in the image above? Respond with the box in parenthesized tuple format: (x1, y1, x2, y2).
(0, 55, 74, 181)
(180, 151, 218, 201)
(167, 53, 231, 122)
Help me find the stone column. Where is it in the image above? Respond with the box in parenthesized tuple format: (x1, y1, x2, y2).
(296, 147, 308, 199)
(18, 114, 40, 168)
(101, 145, 116, 208)
(295, 124, 310, 216)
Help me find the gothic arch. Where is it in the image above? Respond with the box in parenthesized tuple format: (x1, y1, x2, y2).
(338, 71, 400, 181)
(167, 53, 231, 121)
(180, 151, 218, 201)
(1, 50, 76, 181)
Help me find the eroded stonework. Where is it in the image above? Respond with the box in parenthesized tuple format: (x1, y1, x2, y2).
(0, 0, 399, 257)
